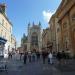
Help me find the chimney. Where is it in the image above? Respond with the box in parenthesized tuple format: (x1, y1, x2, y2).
(0, 3, 6, 14)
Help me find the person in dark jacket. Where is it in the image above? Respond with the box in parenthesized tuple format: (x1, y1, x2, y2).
(42, 51, 47, 64)
(61, 51, 66, 64)
(28, 51, 31, 63)
(36, 51, 40, 61)
(23, 52, 27, 64)
(56, 52, 62, 64)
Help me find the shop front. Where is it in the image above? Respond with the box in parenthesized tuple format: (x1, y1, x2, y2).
(0, 37, 7, 58)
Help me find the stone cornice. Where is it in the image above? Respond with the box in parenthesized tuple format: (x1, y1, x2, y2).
(48, 14, 55, 24)
(56, 0, 71, 16)
(0, 12, 13, 26)
(57, 0, 75, 22)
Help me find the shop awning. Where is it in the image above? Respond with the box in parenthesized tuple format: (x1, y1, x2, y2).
(0, 37, 7, 44)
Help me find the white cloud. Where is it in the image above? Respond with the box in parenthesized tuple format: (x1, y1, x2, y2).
(42, 10, 55, 23)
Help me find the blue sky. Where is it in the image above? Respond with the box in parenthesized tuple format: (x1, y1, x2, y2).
(0, 0, 61, 44)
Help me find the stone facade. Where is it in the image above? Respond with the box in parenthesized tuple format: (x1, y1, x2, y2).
(56, 0, 75, 56)
(55, 17, 62, 52)
(0, 4, 16, 58)
(42, 28, 52, 51)
(49, 15, 57, 52)
(11, 35, 16, 53)
(27, 23, 42, 52)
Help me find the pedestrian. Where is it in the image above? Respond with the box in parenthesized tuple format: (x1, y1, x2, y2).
(28, 51, 31, 63)
(8, 52, 12, 59)
(56, 52, 62, 64)
(20, 53, 23, 60)
(48, 52, 53, 64)
(23, 52, 27, 64)
(61, 51, 66, 64)
(36, 51, 40, 61)
(42, 50, 46, 64)
(32, 52, 35, 62)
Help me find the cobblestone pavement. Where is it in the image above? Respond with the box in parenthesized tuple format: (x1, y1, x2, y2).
(0, 54, 75, 75)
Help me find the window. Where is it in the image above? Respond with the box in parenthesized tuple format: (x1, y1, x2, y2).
(31, 35, 38, 46)
(1, 29, 3, 36)
(6, 23, 7, 27)
(10, 27, 11, 33)
(0, 18, 2, 25)
(2, 19, 4, 25)
(9, 36, 11, 42)
(63, 22, 67, 28)
(5, 32, 6, 38)
(57, 28, 60, 32)
(72, 14, 75, 21)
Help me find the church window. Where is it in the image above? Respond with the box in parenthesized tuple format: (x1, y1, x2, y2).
(31, 35, 38, 46)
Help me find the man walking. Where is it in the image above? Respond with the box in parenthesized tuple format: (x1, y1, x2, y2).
(23, 52, 27, 64)
(48, 52, 53, 64)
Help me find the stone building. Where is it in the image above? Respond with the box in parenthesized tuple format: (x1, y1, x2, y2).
(49, 15, 57, 52)
(42, 28, 52, 52)
(56, 0, 75, 56)
(54, 17, 62, 52)
(11, 35, 16, 53)
(0, 4, 16, 58)
(27, 22, 42, 52)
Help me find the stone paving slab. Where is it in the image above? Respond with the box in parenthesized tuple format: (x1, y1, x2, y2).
(54, 63, 75, 72)
(1, 54, 75, 75)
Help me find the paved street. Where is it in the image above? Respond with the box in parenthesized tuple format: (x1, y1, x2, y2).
(0, 54, 75, 75)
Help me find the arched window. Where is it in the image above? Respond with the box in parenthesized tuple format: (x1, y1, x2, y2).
(31, 32, 38, 46)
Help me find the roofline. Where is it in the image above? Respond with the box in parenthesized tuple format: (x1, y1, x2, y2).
(0, 12, 13, 26)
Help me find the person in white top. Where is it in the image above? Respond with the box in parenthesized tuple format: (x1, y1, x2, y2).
(48, 52, 53, 64)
